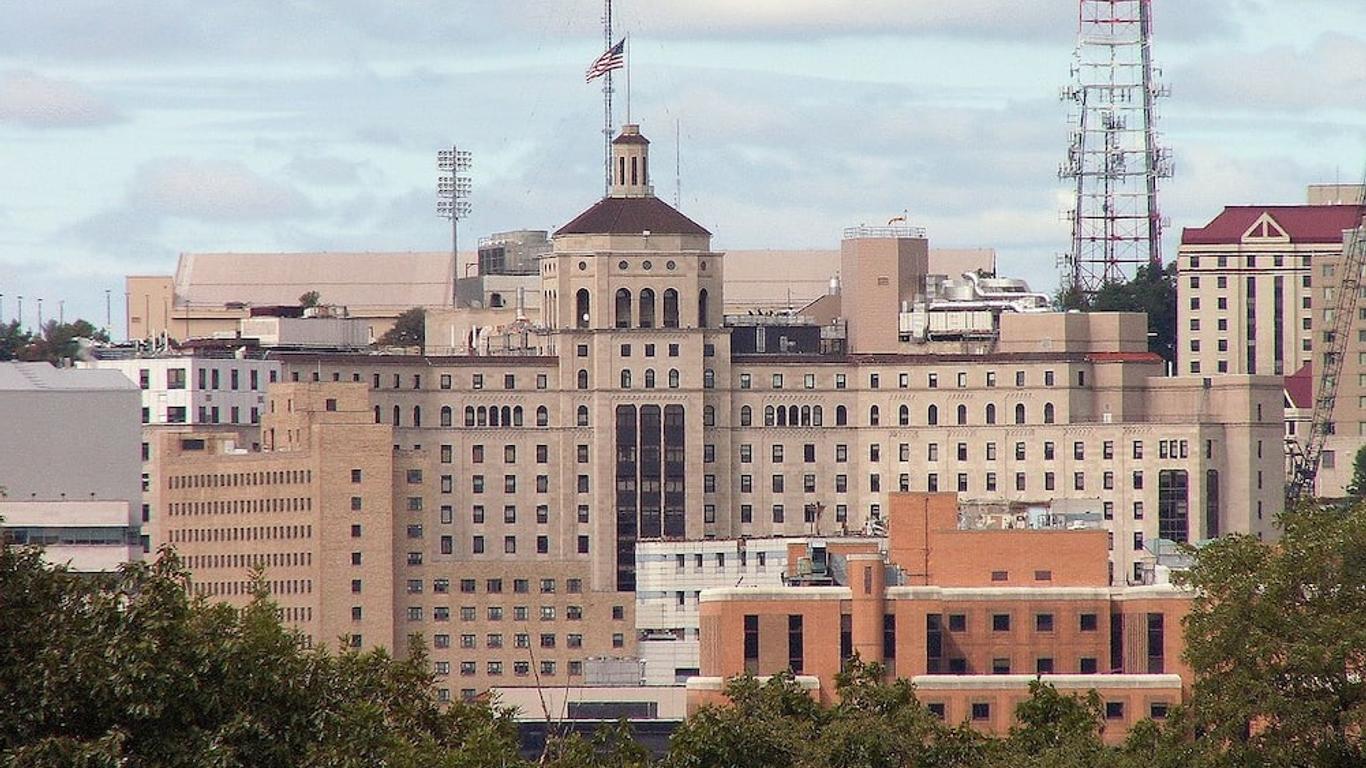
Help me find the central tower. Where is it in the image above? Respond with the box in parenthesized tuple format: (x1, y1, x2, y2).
(543, 124, 728, 592)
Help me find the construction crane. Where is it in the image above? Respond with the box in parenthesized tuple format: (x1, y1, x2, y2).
(1286, 169, 1366, 505)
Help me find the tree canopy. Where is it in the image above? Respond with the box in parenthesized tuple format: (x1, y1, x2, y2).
(1175, 501, 1366, 766)
(0, 546, 520, 768)
(1055, 262, 1177, 365)
(0, 319, 110, 363)
(378, 307, 425, 349)
(6, 496, 1365, 767)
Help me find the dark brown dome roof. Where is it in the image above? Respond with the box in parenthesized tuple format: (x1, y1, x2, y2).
(555, 196, 711, 237)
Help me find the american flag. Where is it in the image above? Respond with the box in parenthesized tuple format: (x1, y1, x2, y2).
(585, 39, 625, 82)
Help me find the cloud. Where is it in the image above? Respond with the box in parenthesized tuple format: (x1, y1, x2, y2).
(282, 154, 367, 187)
(0, 70, 123, 128)
(128, 157, 312, 221)
(1176, 32, 1366, 112)
(64, 157, 315, 262)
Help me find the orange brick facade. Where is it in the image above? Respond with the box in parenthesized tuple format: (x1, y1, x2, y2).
(692, 492, 1190, 740)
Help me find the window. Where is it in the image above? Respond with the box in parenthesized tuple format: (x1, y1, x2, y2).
(971, 703, 990, 721)
(948, 614, 966, 632)
(1080, 657, 1098, 674)
(1080, 613, 1098, 632)
(991, 614, 1010, 632)
(1036, 613, 1054, 632)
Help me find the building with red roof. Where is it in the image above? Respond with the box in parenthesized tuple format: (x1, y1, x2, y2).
(1177, 185, 1365, 495)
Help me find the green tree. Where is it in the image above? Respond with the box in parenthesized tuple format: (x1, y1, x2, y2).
(0, 319, 109, 363)
(0, 320, 33, 361)
(378, 307, 425, 349)
(1347, 444, 1366, 498)
(809, 659, 946, 768)
(1176, 501, 1366, 766)
(1053, 262, 1177, 365)
(0, 545, 523, 767)
(665, 671, 821, 768)
(999, 681, 1112, 768)
(298, 290, 321, 308)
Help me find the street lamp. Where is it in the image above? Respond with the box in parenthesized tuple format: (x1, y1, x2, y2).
(437, 146, 473, 305)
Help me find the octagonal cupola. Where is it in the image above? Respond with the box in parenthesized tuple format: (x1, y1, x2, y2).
(610, 124, 651, 198)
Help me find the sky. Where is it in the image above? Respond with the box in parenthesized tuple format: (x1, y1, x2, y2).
(2, 0, 1364, 338)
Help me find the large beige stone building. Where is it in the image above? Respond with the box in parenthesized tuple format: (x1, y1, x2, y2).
(146, 124, 1284, 701)
(1177, 186, 1366, 494)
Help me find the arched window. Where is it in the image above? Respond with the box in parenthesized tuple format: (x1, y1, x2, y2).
(536, 406, 548, 427)
(644, 369, 656, 389)
(869, 405, 880, 426)
(800, 405, 811, 427)
(956, 404, 967, 425)
(615, 288, 632, 329)
(621, 370, 632, 389)
(440, 406, 452, 427)
(489, 407, 499, 427)
(663, 289, 679, 327)
(577, 369, 589, 390)
(704, 405, 715, 427)
(392, 405, 401, 426)
(697, 288, 710, 328)
(513, 406, 523, 427)
(985, 403, 996, 425)
(1015, 403, 1026, 424)
(777, 407, 787, 427)
(500, 406, 511, 426)
(668, 369, 680, 388)
(812, 405, 823, 426)
(898, 404, 910, 426)
(765, 405, 776, 427)
(835, 405, 848, 426)
(465, 406, 475, 427)
(477, 407, 487, 427)
(373, 405, 381, 424)
(1044, 402, 1055, 424)
(927, 404, 938, 426)
(576, 405, 589, 427)
(639, 288, 656, 328)
(740, 405, 752, 426)
(575, 289, 591, 329)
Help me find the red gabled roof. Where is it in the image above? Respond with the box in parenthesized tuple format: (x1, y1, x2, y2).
(555, 196, 711, 237)
(1181, 205, 1363, 245)
(1285, 362, 1313, 409)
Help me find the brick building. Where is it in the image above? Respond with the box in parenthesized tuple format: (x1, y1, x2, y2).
(145, 122, 1281, 700)
(1177, 185, 1366, 494)
(689, 493, 1190, 740)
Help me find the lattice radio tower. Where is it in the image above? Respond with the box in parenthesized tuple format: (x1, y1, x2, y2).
(1059, 0, 1172, 295)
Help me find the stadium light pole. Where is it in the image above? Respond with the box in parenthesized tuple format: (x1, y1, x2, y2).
(437, 147, 473, 305)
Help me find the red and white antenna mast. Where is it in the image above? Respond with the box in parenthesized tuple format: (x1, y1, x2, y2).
(1059, 0, 1172, 296)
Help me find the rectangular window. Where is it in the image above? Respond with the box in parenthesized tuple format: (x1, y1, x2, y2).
(788, 614, 804, 674)
(743, 615, 759, 672)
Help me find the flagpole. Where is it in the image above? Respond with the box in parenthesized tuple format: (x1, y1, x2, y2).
(625, 34, 631, 125)
(602, 0, 613, 197)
